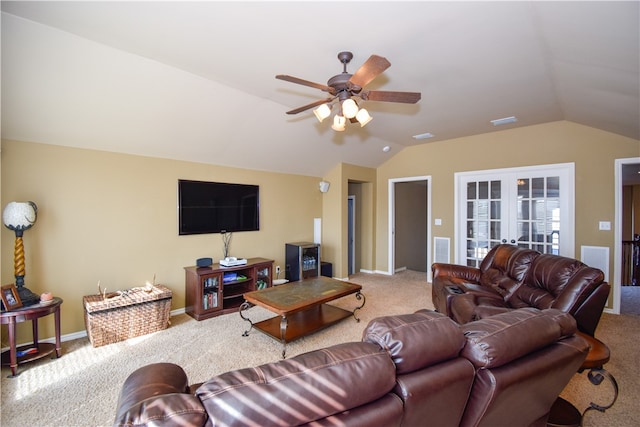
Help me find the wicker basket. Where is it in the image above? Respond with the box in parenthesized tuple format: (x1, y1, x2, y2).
(83, 285, 172, 347)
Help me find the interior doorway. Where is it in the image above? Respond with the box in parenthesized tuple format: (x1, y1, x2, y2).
(388, 176, 431, 279)
(613, 157, 640, 315)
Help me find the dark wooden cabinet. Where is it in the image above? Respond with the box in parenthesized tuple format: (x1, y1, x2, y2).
(185, 258, 273, 320)
(285, 242, 320, 282)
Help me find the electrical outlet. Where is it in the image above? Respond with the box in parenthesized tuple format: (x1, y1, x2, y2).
(276, 265, 281, 274)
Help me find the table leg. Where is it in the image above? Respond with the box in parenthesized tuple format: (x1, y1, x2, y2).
(352, 291, 365, 322)
(54, 305, 62, 358)
(582, 368, 619, 417)
(240, 301, 254, 337)
(7, 319, 17, 378)
(280, 315, 288, 359)
(32, 317, 39, 347)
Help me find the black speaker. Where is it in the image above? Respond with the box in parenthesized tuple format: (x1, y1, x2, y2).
(196, 257, 212, 267)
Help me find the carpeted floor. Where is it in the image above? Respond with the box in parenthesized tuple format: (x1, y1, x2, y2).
(620, 285, 640, 316)
(1, 270, 638, 426)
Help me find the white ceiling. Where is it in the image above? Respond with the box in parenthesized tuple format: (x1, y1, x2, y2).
(2, 1, 639, 178)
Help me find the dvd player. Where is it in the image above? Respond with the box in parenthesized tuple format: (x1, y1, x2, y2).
(219, 257, 248, 267)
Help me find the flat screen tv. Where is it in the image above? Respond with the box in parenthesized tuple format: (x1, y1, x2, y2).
(178, 179, 259, 235)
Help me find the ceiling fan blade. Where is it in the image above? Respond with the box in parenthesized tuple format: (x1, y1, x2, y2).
(276, 75, 334, 94)
(348, 55, 391, 88)
(362, 90, 421, 104)
(286, 98, 334, 115)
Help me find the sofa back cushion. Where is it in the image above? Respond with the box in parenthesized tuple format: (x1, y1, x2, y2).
(460, 308, 576, 369)
(478, 244, 539, 298)
(363, 310, 474, 427)
(459, 308, 588, 427)
(362, 310, 466, 374)
(509, 254, 605, 312)
(460, 333, 588, 427)
(195, 342, 395, 427)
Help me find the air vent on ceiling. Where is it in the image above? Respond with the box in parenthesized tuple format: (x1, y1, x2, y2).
(490, 116, 518, 126)
(413, 132, 434, 140)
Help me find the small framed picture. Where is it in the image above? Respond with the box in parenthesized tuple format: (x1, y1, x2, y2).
(1, 284, 22, 311)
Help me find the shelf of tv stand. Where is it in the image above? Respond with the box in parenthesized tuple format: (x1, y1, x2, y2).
(185, 257, 273, 321)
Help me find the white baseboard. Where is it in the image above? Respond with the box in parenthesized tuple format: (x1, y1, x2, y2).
(1, 307, 187, 351)
(374, 269, 393, 275)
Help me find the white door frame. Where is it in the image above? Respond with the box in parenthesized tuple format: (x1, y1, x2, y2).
(612, 157, 640, 315)
(388, 176, 432, 279)
(454, 163, 575, 263)
(348, 195, 356, 275)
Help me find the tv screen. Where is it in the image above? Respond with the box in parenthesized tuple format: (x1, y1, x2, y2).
(178, 180, 259, 235)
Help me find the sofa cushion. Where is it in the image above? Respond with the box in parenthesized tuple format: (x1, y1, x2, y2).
(362, 310, 465, 374)
(460, 308, 577, 368)
(510, 254, 605, 312)
(478, 245, 539, 298)
(195, 342, 395, 426)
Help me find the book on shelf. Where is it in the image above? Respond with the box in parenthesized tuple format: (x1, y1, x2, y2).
(203, 291, 218, 310)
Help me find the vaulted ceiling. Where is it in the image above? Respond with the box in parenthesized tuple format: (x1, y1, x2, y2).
(2, 1, 639, 177)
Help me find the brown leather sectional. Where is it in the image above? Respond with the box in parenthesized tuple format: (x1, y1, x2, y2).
(432, 244, 610, 336)
(114, 308, 588, 427)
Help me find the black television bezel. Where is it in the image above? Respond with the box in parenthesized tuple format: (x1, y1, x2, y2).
(178, 179, 260, 235)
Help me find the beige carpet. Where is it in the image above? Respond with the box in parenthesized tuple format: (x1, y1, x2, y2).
(1, 271, 637, 426)
(620, 285, 640, 316)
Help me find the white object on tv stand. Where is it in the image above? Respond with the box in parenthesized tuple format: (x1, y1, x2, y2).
(219, 257, 247, 267)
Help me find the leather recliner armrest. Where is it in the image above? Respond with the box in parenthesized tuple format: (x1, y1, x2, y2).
(432, 263, 481, 283)
(114, 363, 207, 427)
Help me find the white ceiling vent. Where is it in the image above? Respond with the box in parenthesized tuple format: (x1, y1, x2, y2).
(491, 116, 518, 126)
(412, 132, 434, 140)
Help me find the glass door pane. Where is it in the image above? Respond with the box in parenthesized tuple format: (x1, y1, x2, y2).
(516, 175, 561, 254)
(464, 179, 503, 267)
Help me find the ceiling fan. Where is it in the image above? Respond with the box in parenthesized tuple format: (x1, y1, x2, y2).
(276, 51, 421, 130)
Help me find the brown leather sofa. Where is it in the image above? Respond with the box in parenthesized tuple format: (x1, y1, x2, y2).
(114, 308, 588, 427)
(432, 244, 610, 336)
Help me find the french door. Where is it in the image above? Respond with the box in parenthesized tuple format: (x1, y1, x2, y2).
(456, 163, 575, 267)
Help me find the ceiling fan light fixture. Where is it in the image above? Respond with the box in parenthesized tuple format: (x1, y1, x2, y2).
(313, 104, 332, 123)
(342, 98, 359, 119)
(355, 108, 372, 127)
(331, 115, 346, 131)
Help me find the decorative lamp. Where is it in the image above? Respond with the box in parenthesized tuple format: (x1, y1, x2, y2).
(313, 104, 331, 123)
(331, 115, 346, 131)
(356, 108, 373, 127)
(341, 98, 359, 119)
(2, 201, 41, 305)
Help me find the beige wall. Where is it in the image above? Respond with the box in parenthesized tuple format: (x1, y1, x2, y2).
(321, 163, 376, 279)
(376, 121, 639, 306)
(1, 140, 323, 344)
(2, 121, 638, 343)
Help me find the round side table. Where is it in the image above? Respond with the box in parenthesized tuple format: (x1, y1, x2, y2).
(547, 331, 618, 426)
(1, 297, 63, 377)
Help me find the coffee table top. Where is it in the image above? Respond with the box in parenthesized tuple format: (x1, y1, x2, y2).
(243, 276, 362, 315)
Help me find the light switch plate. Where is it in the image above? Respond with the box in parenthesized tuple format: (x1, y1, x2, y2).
(599, 221, 611, 231)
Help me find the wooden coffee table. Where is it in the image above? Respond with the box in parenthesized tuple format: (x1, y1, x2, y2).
(239, 276, 365, 358)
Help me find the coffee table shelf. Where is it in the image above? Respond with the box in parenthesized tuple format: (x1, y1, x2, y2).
(240, 276, 365, 358)
(252, 304, 354, 343)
